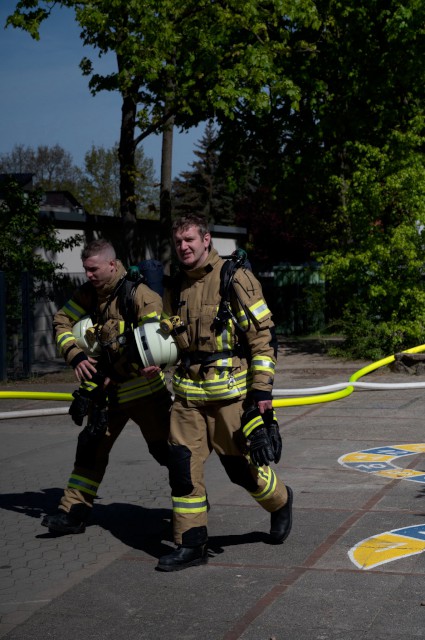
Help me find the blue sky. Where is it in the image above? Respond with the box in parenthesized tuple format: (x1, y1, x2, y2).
(0, 1, 202, 178)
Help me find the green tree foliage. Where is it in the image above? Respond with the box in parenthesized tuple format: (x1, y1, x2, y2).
(0, 177, 82, 361)
(172, 121, 235, 225)
(0, 176, 83, 292)
(0, 143, 83, 193)
(214, 0, 425, 354)
(319, 128, 425, 359)
(309, 1, 425, 355)
(80, 144, 159, 218)
(7, 0, 320, 261)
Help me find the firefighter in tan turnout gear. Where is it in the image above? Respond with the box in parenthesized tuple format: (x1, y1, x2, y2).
(42, 239, 171, 535)
(157, 214, 292, 572)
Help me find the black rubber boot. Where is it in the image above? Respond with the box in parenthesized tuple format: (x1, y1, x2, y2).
(156, 526, 208, 572)
(270, 486, 293, 544)
(41, 504, 90, 534)
(156, 544, 208, 572)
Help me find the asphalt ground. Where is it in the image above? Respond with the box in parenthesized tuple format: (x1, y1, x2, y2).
(1, 343, 425, 639)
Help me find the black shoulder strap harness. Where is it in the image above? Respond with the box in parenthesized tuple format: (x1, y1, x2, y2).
(213, 249, 250, 334)
(175, 250, 251, 370)
(166, 249, 249, 329)
(90, 266, 145, 332)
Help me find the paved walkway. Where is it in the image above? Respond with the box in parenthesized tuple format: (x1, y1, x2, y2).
(1, 344, 425, 639)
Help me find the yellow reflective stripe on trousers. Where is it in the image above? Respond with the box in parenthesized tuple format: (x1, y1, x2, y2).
(250, 466, 277, 502)
(67, 474, 100, 497)
(172, 495, 208, 514)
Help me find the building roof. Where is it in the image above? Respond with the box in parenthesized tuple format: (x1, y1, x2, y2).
(0, 173, 34, 194)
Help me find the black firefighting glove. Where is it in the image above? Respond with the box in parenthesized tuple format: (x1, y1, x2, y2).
(69, 373, 107, 426)
(249, 426, 276, 467)
(242, 406, 275, 467)
(69, 390, 91, 426)
(262, 409, 282, 464)
(84, 402, 109, 438)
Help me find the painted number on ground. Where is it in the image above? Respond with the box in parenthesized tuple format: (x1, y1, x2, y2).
(340, 443, 425, 569)
(338, 444, 425, 483)
(349, 525, 425, 570)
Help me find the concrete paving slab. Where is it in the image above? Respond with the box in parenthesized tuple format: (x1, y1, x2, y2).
(1, 347, 425, 639)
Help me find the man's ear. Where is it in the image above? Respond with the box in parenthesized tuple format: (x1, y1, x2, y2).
(203, 232, 211, 249)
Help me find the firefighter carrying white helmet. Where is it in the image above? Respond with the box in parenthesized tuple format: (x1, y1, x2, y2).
(72, 316, 178, 370)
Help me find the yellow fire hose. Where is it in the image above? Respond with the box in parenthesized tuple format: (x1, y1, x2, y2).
(0, 344, 424, 418)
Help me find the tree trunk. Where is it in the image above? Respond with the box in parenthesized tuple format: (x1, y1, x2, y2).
(118, 93, 138, 263)
(159, 116, 174, 273)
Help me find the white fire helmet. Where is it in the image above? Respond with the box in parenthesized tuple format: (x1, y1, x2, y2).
(72, 316, 101, 357)
(133, 321, 179, 370)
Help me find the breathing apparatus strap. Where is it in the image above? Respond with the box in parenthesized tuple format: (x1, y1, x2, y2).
(91, 267, 145, 345)
(213, 249, 249, 334)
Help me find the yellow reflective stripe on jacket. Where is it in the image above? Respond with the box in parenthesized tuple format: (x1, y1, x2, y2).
(251, 355, 275, 376)
(116, 373, 167, 403)
(248, 299, 270, 323)
(242, 413, 263, 438)
(250, 466, 277, 502)
(214, 357, 234, 368)
(57, 331, 75, 351)
(67, 474, 100, 497)
(216, 322, 233, 351)
(61, 299, 87, 322)
(235, 308, 249, 330)
(172, 495, 208, 514)
(172, 370, 249, 402)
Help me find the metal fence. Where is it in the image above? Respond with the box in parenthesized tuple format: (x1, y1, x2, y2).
(258, 263, 326, 336)
(0, 271, 85, 381)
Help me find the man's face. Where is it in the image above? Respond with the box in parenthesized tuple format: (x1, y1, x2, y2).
(83, 253, 116, 288)
(174, 225, 211, 269)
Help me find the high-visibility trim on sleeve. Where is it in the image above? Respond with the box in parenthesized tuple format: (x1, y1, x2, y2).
(248, 299, 271, 323)
(56, 331, 76, 351)
(61, 299, 87, 322)
(251, 355, 275, 375)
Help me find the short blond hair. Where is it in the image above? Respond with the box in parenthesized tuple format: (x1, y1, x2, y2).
(81, 239, 116, 262)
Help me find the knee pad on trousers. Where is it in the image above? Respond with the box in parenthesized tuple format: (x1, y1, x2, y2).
(219, 455, 258, 492)
(168, 443, 194, 496)
(147, 441, 169, 467)
(75, 428, 105, 470)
